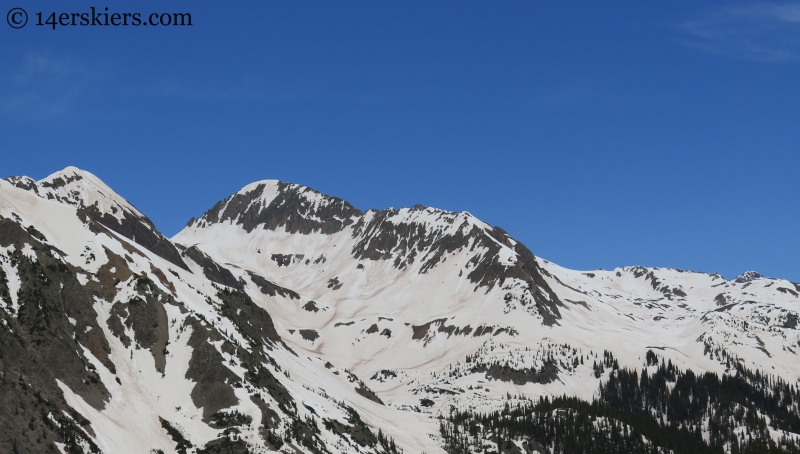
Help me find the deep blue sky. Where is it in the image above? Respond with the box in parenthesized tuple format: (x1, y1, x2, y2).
(2, 1, 799, 280)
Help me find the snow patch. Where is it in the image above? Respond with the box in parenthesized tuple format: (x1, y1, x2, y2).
(0, 256, 21, 315)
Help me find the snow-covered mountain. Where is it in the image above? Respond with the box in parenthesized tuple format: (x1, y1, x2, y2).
(1, 167, 799, 454)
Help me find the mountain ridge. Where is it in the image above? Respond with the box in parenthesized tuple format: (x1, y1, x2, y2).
(1, 166, 799, 454)
(6, 167, 190, 271)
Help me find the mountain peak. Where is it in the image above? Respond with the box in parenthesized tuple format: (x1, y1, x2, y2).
(5, 166, 189, 270)
(734, 270, 763, 283)
(179, 176, 563, 325)
(6, 166, 141, 216)
(188, 180, 362, 234)
(38, 167, 140, 215)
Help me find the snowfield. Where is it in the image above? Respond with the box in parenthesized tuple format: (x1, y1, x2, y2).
(0, 167, 798, 453)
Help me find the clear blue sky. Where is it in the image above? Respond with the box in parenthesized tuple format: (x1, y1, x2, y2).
(2, 1, 799, 280)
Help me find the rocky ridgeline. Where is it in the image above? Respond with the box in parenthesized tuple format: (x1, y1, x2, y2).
(0, 167, 799, 454)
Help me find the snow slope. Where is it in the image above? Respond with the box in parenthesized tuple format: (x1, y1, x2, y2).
(0, 167, 798, 453)
(174, 178, 800, 423)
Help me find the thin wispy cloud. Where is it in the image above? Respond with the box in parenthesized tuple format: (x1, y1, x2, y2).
(146, 76, 271, 104)
(1, 52, 122, 123)
(138, 76, 388, 105)
(2, 51, 386, 127)
(680, 2, 800, 62)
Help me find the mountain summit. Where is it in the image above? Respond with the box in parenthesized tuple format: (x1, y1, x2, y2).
(187, 180, 362, 235)
(1, 167, 799, 453)
(7, 167, 189, 270)
(734, 270, 763, 283)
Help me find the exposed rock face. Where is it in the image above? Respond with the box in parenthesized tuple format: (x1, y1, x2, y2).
(472, 361, 559, 386)
(214, 287, 286, 349)
(247, 271, 300, 299)
(180, 244, 243, 290)
(184, 315, 241, 421)
(0, 217, 110, 452)
(78, 203, 190, 271)
(188, 181, 362, 234)
(108, 274, 171, 373)
(735, 271, 763, 283)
